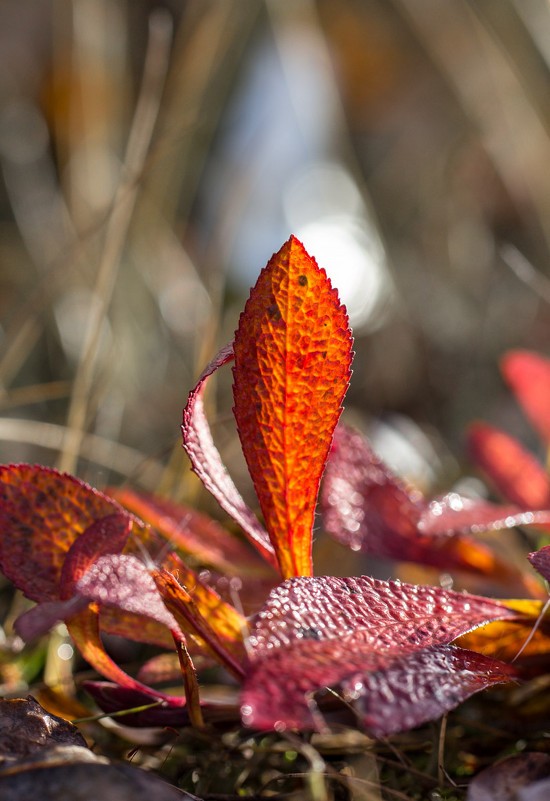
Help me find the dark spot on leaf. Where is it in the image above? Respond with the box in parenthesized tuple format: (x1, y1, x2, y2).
(267, 304, 282, 321)
(298, 626, 321, 640)
(298, 275, 308, 287)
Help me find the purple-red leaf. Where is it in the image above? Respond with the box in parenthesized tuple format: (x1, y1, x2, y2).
(466, 752, 550, 801)
(15, 597, 89, 642)
(322, 426, 546, 591)
(243, 642, 514, 737)
(181, 343, 277, 569)
(75, 554, 184, 640)
(241, 575, 516, 735)
(82, 682, 189, 728)
(233, 236, 353, 578)
(0, 465, 127, 602)
(66, 555, 190, 704)
(60, 513, 132, 598)
(248, 575, 514, 652)
(528, 545, 550, 584)
(74, 555, 208, 727)
(82, 681, 239, 729)
(348, 646, 515, 739)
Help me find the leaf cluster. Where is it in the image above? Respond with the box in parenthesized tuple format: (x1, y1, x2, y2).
(2, 238, 550, 797)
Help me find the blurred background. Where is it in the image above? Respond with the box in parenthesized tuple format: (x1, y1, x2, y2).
(1, 0, 550, 526)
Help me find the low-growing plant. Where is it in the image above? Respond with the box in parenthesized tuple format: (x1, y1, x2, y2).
(2, 237, 550, 740)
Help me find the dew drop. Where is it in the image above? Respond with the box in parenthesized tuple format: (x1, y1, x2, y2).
(57, 643, 74, 661)
(448, 493, 464, 511)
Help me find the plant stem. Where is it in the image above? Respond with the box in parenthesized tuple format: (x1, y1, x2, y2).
(175, 634, 205, 730)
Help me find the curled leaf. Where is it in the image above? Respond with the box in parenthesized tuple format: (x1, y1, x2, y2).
(60, 514, 132, 598)
(153, 569, 245, 679)
(75, 554, 184, 640)
(181, 344, 277, 568)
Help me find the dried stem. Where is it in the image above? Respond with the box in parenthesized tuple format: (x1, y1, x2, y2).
(58, 9, 172, 474)
(175, 635, 205, 730)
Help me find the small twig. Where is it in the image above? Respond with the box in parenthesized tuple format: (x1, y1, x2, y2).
(72, 700, 163, 723)
(500, 244, 550, 305)
(437, 712, 448, 788)
(512, 596, 550, 662)
(282, 732, 329, 801)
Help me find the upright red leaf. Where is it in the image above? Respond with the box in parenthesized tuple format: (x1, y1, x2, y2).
(501, 350, 550, 446)
(233, 236, 353, 578)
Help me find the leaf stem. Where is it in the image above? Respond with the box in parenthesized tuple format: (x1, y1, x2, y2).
(174, 634, 205, 730)
(155, 569, 246, 681)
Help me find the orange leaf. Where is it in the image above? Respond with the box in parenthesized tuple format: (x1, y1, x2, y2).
(233, 236, 353, 578)
(67, 606, 185, 706)
(457, 599, 550, 665)
(153, 569, 245, 679)
(501, 350, 550, 446)
(162, 556, 248, 652)
(467, 422, 550, 509)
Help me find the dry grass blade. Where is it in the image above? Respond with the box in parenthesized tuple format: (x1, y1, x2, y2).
(58, 9, 173, 474)
(0, 417, 164, 486)
(0, 380, 71, 411)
